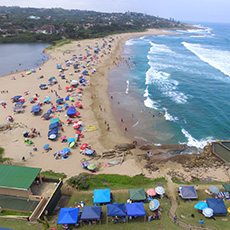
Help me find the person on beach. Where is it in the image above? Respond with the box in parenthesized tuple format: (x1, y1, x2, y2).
(125, 127, 127, 131)
(199, 219, 204, 228)
(22, 156, 25, 161)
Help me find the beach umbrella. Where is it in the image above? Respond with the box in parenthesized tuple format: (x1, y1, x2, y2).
(59, 150, 66, 155)
(76, 112, 80, 116)
(76, 130, 81, 134)
(56, 98, 64, 104)
(149, 199, 160, 211)
(87, 163, 96, 170)
(61, 136, 66, 140)
(194, 201, 208, 210)
(209, 186, 220, 194)
(49, 134, 56, 140)
(64, 148, 70, 153)
(202, 208, 213, 218)
(68, 138, 75, 143)
(43, 97, 51, 103)
(43, 144, 49, 150)
(69, 142, 75, 148)
(147, 189, 156, 197)
(155, 186, 165, 195)
(56, 106, 63, 110)
(81, 161, 89, 168)
(80, 143, 88, 150)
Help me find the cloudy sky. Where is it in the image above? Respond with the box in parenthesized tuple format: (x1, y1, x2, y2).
(1, 0, 230, 23)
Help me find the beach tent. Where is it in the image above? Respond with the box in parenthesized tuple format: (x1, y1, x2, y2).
(222, 183, 230, 192)
(49, 122, 59, 130)
(67, 106, 76, 116)
(107, 203, 126, 217)
(179, 186, 198, 199)
(93, 189, 110, 205)
(80, 206, 101, 220)
(41, 112, 51, 119)
(56, 98, 64, 104)
(31, 105, 41, 113)
(126, 203, 146, 216)
(48, 128, 58, 135)
(57, 207, 79, 225)
(129, 188, 146, 201)
(194, 201, 208, 210)
(206, 198, 228, 215)
(15, 101, 25, 106)
(50, 117, 59, 124)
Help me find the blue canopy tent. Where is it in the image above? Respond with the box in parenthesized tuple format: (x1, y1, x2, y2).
(179, 186, 198, 199)
(31, 105, 41, 113)
(12, 95, 21, 101)
(126, 203, 146, 217)
(15, 101, 25, 106)
(107, 203, 126, 217)
(57, 207, 79, 225)
(67, 106, 76, 116)
(206, 198, 228, 215)
(80, 206, 101, 221)
(49, 122, 59, 130)
(93, 189, 110, 205)
(48, 128, 58, 136)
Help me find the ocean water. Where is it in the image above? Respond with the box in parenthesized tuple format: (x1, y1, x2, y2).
(108, 22, 230, 149)
(0, 43, 50, 76)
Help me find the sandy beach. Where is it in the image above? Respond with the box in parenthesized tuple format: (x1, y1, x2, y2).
(0, 29, 229, 183)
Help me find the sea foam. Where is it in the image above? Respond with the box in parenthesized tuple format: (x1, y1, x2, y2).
(181, 128, 214, 149)
(182, 42, 230, 78)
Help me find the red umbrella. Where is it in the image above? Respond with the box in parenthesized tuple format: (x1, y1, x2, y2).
(147, 189, 156, 196)
(73, 125, 80, 129)
(80, 143, 88, 150)
(73, 120, 78, 123)
(76, 112, 80, 116)
(75, 101, 80, 105)
(76, 130, 81, 134)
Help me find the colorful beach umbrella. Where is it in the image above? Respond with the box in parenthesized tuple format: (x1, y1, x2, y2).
(61, 136, 66, 140)
(43, 144, 49, 150)
(202, 208, 213, 217)
(87, 163, 96, 170)
(194, 201, 208, 210)
(68, 138, 75, 143)
(69, 142, 75, 148)
(149, 199, 160, 211)
(155, 186, 165, 195)
(147, 189, 156, 197)
(81, 161, 89, 168)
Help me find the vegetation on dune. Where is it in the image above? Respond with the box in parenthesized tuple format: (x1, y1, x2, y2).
(40, 170, 67, 180)
(0, 147, 12, 163)
(67, 173, 167, 190)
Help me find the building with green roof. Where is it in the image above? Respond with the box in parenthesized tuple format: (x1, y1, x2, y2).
(0, 164, 42, 197)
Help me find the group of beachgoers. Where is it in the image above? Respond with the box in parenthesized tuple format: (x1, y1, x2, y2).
(2, 36, 116, 166)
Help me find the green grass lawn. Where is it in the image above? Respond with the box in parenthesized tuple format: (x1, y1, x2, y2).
(175, 186, 230, 230)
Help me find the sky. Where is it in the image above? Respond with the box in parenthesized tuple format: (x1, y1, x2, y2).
(1, 0, 230, 23)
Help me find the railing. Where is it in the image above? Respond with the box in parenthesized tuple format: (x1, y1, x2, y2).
(29, 197, 47, 221)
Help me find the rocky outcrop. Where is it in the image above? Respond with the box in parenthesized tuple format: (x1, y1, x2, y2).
(114, 143, 135, 151)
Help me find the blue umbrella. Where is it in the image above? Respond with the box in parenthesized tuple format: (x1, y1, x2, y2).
(59, 150, 66, 155)
(194, 201, 208, 210)
(149, 199, 160, 211)
(68, 138, 75, 143)
(64, 148, 71, 153)
(43, 144, 49, 150)
(56, 106, 63, 110)
(209, 186, 219, 194)
(43, 97, 51, 103)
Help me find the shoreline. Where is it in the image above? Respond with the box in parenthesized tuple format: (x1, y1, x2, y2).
(0, 28, 229, 183)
